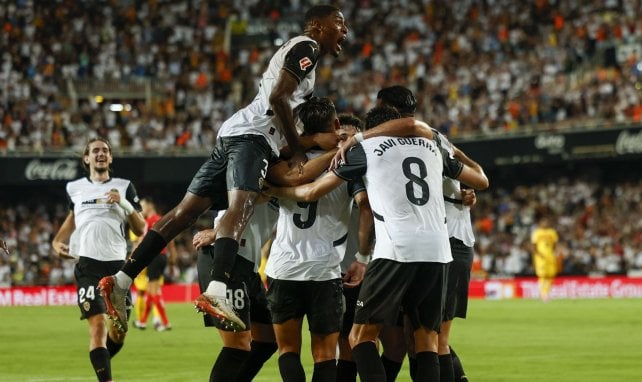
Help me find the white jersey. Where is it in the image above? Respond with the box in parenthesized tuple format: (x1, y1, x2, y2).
(266, 151, 365, 281)
(218, 35, 320, 156)
(66, 177, 141, 262)
(436, 133, 476, 247)
(213, 199, 279, 272)
(334, 136, 464, 263)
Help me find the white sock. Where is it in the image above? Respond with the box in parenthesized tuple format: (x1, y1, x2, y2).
(115, 271, 133, 289)
(205, 280, 227, 298)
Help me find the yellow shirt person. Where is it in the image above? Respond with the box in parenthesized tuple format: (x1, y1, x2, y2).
(531, 217, 559, 301)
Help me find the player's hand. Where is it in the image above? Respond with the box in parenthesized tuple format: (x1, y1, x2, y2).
(105, 189, 121, 204)
(0, 239, 9, 256)
(193, 229, 217, 250)
(52, 241, 75, 259)
(313, 132, 341, 151)
(461, 189, 477, 207)
(287, 150, 308, 175)
(343, 261, 366, 288)
(330, 136, 357, 170)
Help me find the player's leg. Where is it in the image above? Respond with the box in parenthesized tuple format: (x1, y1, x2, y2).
(267, 278, 306, 382)
(307, 279, 344, 382)
(237, 272, 277, 382)
(132, 271, 147, 329)
(379, 323, 406, 381)
(439, 239, 474, 381)
(100, 191, 212, 331)
(350, 259, 412, 382)
(199, 251, 253, 380)
(449, 346, 469, 382)
(337, 283, 360, 382)
(274, 318, 305, 382)
(146, 256, 171, 329)
(77, 258, 129, 381)
(405, 262, 448, 382)
(438, 320, 454, 382)
(210, 330, 252, 381)
(197, 136, 273, 330)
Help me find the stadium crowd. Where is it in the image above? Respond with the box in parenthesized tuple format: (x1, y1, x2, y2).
(2, 0, 642, 153)
(1, 178, 641, 287)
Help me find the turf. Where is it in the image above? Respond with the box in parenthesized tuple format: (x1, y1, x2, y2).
(0, 298, 640, 381)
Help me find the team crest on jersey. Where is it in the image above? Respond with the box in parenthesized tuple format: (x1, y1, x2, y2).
(299, 57, 312, 71)
(83, 301, 91, 312)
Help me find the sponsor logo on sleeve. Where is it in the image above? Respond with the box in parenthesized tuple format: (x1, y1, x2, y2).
(299, 57, 313, 71)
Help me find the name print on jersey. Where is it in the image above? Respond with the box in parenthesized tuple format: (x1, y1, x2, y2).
(373, 137, 436, 156)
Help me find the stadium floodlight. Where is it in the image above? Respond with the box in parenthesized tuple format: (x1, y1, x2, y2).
(109, 104, 124, 112)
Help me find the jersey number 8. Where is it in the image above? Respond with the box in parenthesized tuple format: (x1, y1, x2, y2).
(402, 157, 430, 206)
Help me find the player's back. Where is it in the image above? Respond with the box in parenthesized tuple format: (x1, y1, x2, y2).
(359, 136, 452, 263)
(267, 152, 353, 281)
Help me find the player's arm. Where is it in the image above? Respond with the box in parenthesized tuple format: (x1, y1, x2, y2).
(111, 183, 146, 236)
(354, 191, 374, 260)
(264, 171, 345, 202)
(52, 211, 76, 259)
(452, 145, 489, 190)
(270, 70, 307, 167)
(0, 239, 8, 256)
(267, 148, 338, 187)
(280, 132, 340, 157)
(331, 118, 432, 168)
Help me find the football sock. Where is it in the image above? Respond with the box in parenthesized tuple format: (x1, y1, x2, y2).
(209, 237, 239, 284)
(312, 360, 336, 382)
(89, 347, 112, 382)
(278, 352, 306, 382)
(450, 346, 467, 381)
(336, 359, 357, 382)
(152, 294, 170, 326)
(439, 354, 454, 382)
(209, 347, 250, 382)
(122, 230, 167, 280)
(134, 292, 145, 320)
(140, 293, 154, 324)
(408, 356, 417, 381)
(236, 341, 278, 381)
(352, 342, 386, 382)
(381, 354, 403, 381)
(415, 351, 439, 382)
(106, 336, 123, 359)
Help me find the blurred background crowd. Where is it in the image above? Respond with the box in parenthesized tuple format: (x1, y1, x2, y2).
(1, 0, 642, 286)
(2, 0, 642, 153)
(2, 177, 641, 287)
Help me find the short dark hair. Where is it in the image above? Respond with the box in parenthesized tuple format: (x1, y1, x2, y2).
(305, 4, 341, 24)
(297, 97, 336, 135)
(365, 106, 401, 130)
(338, 114, 364, 132)
(377, 85, 417, 116)
(82, 137, 112, 173)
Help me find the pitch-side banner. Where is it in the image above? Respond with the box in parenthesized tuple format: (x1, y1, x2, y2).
(2, 277, 642, 306)
(469, 276, 642, 300)
(455, 126, 642, 168)
(0, 156, 206, 185)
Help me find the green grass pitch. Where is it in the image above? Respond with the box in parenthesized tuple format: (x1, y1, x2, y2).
(1, 298, 640, 381)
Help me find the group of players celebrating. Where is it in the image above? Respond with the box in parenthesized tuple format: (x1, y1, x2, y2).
(52, 4, 489, 382)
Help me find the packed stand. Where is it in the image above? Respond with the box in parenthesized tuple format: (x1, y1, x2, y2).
(473, 178, 642, 278)
(2, 1, 642, 153)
